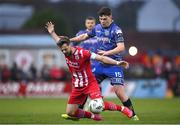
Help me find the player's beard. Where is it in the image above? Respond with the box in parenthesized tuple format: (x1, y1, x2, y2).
(64, 52, 70, 56)
(64, 50, 72, 57)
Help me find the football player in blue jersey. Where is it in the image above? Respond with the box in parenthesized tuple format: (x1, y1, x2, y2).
(69, 7, 139, 121)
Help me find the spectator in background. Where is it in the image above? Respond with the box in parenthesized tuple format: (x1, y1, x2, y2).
(163, 60, 177, 97)
(140, 53, 152, 69)
(49, 64, 64, 82)
(11, 62, 22, 82)
(0, 64, 2, 81)
(140, 53, 155, 78)
(152, 53, 163, 77)
(41, 64, 50, 81)
(28, 63, 37, 81)
(175, 55, 180, 72)
(17, 81, 27, 98)
(1, 64, 11, 83)
(58, 68, 67, 81)
(19, 69, 28, 82)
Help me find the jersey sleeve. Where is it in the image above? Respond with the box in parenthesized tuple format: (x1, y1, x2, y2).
(90, 52, 97, 60)
(76, 30, 84, 36)
(87, 27, 96, 38)
(84, 50, 97, 60)
(82, 49, 91, 60)
(114, 28, 124, 43)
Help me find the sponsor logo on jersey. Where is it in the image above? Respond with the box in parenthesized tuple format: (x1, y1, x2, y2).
(96, 37, 110, 43)
(66, 59, 80, 68)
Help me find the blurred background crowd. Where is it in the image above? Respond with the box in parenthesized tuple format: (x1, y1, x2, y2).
(0, 62, 69, 83)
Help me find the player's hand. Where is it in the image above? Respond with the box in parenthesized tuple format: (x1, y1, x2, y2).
(45, 21, 55, 34)
(117, 61, 129, 69)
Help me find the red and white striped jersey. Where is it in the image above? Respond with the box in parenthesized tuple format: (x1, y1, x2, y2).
(65, 47, 96, 88)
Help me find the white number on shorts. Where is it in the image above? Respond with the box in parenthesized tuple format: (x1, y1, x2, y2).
(115, 72, 122, 77)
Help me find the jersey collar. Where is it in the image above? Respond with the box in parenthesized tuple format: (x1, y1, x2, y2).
(103, 21, 114, 29)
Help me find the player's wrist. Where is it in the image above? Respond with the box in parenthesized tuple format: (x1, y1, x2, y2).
(50, 30, 55, 34)
(116, 61, 120, 65)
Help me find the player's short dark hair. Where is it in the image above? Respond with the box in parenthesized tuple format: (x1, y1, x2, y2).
(57, 36, 70, 47)
(86, 16, 96, 21)
(98, 7, 112, 16)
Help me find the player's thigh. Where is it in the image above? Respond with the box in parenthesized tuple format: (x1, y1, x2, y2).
(104, 66, 125, 85)
(68, 89, 88, 106)
(88, 81, 102, 100)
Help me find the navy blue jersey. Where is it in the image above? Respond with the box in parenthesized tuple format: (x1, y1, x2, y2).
(88, 22, 124, 61)
(73, 23, 126, 85)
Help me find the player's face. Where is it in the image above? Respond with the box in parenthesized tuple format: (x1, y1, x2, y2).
(99, 15, 112, 28)
(60, 44, 71, 56)
(85, 19, 95, 31)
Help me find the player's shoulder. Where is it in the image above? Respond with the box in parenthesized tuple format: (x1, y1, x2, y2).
(111, 22, 121, 30)
(111, 23, 123, 34)
(76, 46, 89, 53)
(74, 47, 85, 56)
(76, 47, 91, 58)
(94, 24, 102, 29)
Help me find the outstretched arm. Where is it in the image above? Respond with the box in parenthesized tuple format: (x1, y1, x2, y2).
(45, 21, 89, 43)
(91, 53, 129, 69)
(70, 33, 89, 42)
(45, 22, 60, 43)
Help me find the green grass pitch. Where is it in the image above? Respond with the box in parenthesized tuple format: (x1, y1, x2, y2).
(0, 98, 180, 124)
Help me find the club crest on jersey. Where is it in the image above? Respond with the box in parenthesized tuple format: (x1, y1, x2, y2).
(75, 55, 79, 60)
(104, 30, 109, 36)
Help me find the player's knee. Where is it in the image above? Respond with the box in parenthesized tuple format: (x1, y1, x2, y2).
(113, 85, 128, 101)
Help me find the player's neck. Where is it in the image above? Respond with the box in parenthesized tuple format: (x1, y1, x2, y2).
(103, 20, 114, 29)
(86, 29, 91, 32)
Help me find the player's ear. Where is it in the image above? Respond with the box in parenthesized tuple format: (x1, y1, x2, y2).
(109, 15, 112, 19)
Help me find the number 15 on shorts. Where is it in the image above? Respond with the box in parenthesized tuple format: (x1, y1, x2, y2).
(115, 72, 122, 77)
